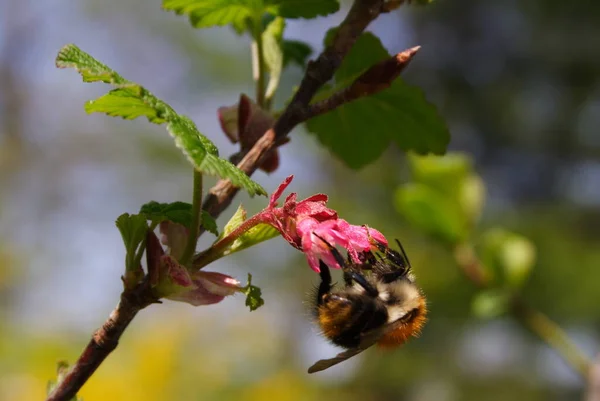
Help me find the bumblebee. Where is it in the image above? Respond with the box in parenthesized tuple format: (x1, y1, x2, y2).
(308, 237, 427, 373)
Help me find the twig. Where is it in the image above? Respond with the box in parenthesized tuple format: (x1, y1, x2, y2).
(46, 2, 394, 400)
(45, 281, 158, 401)
(305, 46, 420, 120)
(453, 242, 591, 377)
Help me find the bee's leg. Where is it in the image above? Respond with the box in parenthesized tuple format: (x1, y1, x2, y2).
(347, 271, 379, 297)
(317, 260, 332, 306)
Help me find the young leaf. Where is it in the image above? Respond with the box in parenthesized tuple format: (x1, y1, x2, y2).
(115, 213, 149, 272)
(229, 223, 280, 254)
(395, 183, 467, 244)
(263, 17, 285, 99)
(305, 32, 450, 169)
(56, 44, 266, 197)
(282, 39, 312, 68)
(162, 0, 339, 32)
(220, 204, 248, 240)
(241, 273, 265, 311)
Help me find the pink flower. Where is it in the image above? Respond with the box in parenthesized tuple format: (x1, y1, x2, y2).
(146, 229, 242, 306)
(166, 270, 242, 306)
(257, 175, 387, 272)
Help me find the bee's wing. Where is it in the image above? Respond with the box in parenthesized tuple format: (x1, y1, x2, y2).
(307, 327, 385, 374)
(307, 319, 407, 373)
(307, 347, 367, 373)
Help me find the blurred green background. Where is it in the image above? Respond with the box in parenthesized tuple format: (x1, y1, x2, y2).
(1, 0, 599, 400)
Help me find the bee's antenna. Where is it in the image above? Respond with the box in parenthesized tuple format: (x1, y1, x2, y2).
(395, 239, 412, 270)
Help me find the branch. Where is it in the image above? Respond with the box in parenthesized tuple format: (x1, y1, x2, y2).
(198, 0, 388, 229)
(305, 46, 420, 120)
(45, 281, 158, 401)
(453, 242, 592, 377)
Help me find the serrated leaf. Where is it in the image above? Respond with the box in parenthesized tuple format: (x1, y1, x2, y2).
(472, 289, 511, 319)
(395, 183, 467, 244)
(140, 201, 193, 227)
(57, 44, 266, 197)
(305, 32, 450, 169)
(200, 210, 219, 236)
(163, 0, 339, 32)
(140, 201, 219, 235)
(115, 213, 149, 272)
(242, 273, 264, 311)
(167, 118, 265, 196)
(55, 44, 126, 84)
(85, 88, 167, 124)
(282, 39, 312, 68)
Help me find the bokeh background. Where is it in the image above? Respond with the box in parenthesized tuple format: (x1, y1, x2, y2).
(1, 0, 599, 400)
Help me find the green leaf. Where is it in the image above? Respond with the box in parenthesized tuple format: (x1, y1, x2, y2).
(480, 229, 536, 289)
(220, 204, 248, 240)
(162, 0, 256, 33)
(200, 210, 219, 236)
(229, 223, 280, 254)
(139, 201, 219, 235)
(305, 32, 450, 169)
(55, 44, 126, 84)
(472, 289, 511, 319)
(115, 213, 148, 272)
(282, 39, 312, 68)
(266, 0, 339, 19)
(162, 0, 339, 32)
(395, 183, 467, 244)
(56, 44, 266, 197)
(140, 201, 193, 227)
(167, 119, 265, 196)
(263, 17, 285, 99)
(85, 88, 167, 124)
(241, 273, 265, 311)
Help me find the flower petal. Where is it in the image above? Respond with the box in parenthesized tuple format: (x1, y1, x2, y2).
(269, 175, 294, 208)
(159, 221, 189, 260)
(166, 270, 242, 306)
